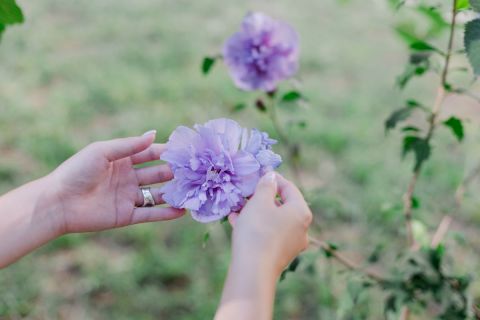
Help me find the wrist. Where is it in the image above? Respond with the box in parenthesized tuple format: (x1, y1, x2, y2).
(231, 246, 282, 281)
(36, 174, 67, 237)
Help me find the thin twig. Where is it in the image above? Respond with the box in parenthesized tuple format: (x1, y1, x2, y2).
(401, 2, 458, 318)
(308, 236, 385, 282)
(400, 307, 410, 320)
(431, 215, 453, 248)
(402, 0, 458, 249)
(455, 162, 480, 208)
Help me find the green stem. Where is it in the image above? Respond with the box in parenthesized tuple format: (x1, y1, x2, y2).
(266, 95, 304, 189)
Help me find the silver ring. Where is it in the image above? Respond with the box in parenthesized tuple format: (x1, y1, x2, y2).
(140, 187, 156, 207)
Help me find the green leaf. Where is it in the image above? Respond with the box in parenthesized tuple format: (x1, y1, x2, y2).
(465, 19, 480, 75)
(403, 136, 431, 171)
(410, 40, 442, 54)
(396, 61, 430, 89)
(385, 107, 413, 131)
(202, 231, 210, 248)
(232, 103, 246, 112)
(281, 91, 302, 102)
(411, 196, 421, 209)
(402, 126, 420, 133)
(0, 0, 24, 25)
(470, 0, 480, 11)
(443, 117, 464, 142)
(457, 0, 470, 10)
(201, 56, 216, 75)
(279, 256, 301, 281)
(417, 6, 449, 34)
(297, 120, 307, 128)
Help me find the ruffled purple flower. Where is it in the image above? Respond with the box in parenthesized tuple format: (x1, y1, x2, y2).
(223, 12, 299, 92)
(160, 118, 282, 223)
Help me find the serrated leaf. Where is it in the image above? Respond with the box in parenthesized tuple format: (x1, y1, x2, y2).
(403, 136, 431, 171)
(281, 91, 302, 102)
(0, 0, 24, 25)
(465, 19, 480, 75)
(385, 107, 413, 131)
(443, 117, 464, 142)
(470, 0, 480, 12)
(201, 56, 216, 75)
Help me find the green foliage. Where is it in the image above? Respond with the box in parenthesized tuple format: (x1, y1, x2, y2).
(280, 256, 301, 281)
(232, 102, 246, 112)
(382, 247, 471, 319)
(402, 136, 431, 171)
(465, 19, 480, 75)
(396, 54, 430, 89)
(201, 56, 216, 75)
(457, 0, 470, 10)
(470, 0, 480, 12)
(409, 40, 442, 54)
(0, 0, 23, 39)
(281, 90, 303, 103)
(443, 117, 464, 142)
(385, 108, 413, 131)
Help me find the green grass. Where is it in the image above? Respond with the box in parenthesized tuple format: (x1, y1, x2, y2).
(1, 0, 480, 319)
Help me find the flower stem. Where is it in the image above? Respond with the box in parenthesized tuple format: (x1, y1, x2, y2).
(266, 95, 304, 190)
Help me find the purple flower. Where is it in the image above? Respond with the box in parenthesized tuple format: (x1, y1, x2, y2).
(222, 12, 299, 92)
(160, 118, 282, 223)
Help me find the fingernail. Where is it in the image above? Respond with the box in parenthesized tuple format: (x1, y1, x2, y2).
(142, 130, 157, 137)
(264, 171, 276, 183)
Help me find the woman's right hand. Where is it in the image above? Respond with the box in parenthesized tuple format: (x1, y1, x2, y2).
(229, 172, 312, 278)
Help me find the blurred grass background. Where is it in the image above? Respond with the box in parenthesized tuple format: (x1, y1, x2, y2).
(1, 0, 480, 319)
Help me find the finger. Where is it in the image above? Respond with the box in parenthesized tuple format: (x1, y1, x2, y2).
(250, 171, 278, 203)
(135, 187, 166, 207)
(275, 174, 304, 204)
(130, 207, 185, 225)
(135, 164, 173, 186)
(228, 212, 239, 228)
(131, 143, 167, 165)
(98, 130, 157, 162)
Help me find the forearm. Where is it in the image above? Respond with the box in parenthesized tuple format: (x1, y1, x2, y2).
(0, 175, 64, 268)
(215, 251, 279, 320)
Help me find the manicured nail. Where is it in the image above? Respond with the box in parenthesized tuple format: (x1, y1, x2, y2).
(142, 130, 157, 137)
(264, 171, 276, 183)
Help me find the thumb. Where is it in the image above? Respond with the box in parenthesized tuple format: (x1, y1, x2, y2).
(100, 130, 157, 161)
(251, 171, 278, 202)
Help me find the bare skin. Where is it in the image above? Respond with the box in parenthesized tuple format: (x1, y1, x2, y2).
(216, 172, 313, 320)
(0, 133, 313, 320)
(0, 131, 185, 268)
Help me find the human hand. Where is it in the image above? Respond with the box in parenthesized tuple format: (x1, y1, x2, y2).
(228, 172, 312, 277)
(47, 130, 185, 235)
